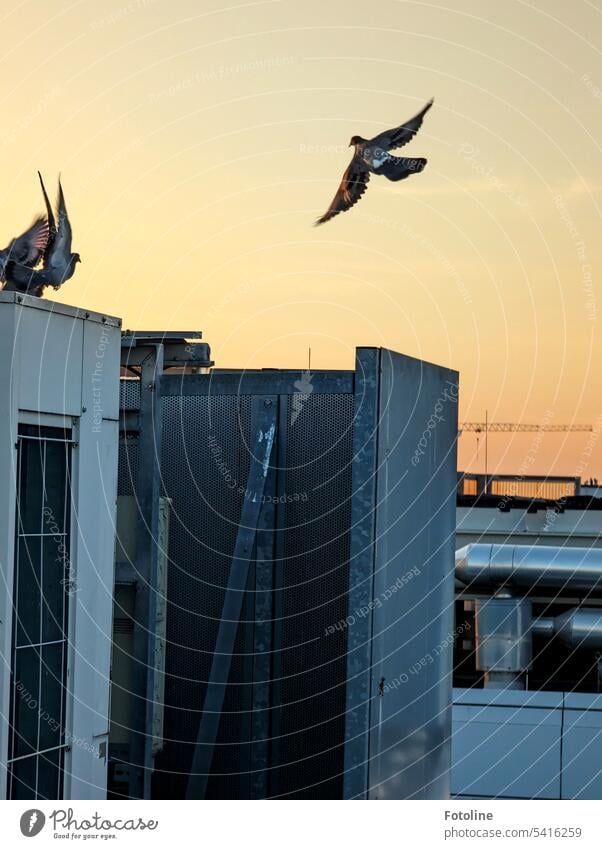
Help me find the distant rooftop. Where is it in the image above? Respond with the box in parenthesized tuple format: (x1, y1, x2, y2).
(457, 472, 602, 508)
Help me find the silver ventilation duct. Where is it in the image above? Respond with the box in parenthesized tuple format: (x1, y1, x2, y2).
(472, 596, 532, 689)
(456, 543, 602, 592)
(532, 609, 602, 649)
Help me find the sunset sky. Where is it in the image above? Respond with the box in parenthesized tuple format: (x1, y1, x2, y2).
(1, 0, 600, 477)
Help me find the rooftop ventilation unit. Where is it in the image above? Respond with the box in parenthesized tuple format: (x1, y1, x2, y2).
(116, 345, 459, 799)
(0, 293, 121, 800)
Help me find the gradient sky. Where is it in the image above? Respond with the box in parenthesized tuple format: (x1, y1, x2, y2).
(1, 0, 600, 477)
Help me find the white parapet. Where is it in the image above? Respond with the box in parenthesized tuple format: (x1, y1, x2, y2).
(0, 292, 121, 800)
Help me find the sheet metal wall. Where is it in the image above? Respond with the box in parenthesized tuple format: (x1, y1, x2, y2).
(117, 349, 458, 800)
(452, 689, 602, 799)
(344, 349, 459, 800)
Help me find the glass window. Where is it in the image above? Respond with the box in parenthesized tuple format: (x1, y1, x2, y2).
(7, 426, 72, 800)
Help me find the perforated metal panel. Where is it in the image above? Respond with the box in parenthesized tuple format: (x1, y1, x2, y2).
(118, 378, 140, 498)
(153, 393, 254, 799)
(118, 436, 139, 497)
(120, 379, 140, 410)
(115, 378, 357, 799)
(271, 393, 353, 798)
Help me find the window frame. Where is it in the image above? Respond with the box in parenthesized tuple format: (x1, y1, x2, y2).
(7, 422, 75, 800)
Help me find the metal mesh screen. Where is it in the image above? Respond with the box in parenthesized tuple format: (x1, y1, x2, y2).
(120, 378, 140, 410)
(119, 378, 355, 799)
(153, 394, 253, 799)
(118, 378, 140, 498)
(271, 393, 353, 798)
(117, 436, 139, 498)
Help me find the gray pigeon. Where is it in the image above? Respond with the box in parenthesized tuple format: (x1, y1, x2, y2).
(315, 99, 433, 225)
(37, 172, 81, 289)
(0, 217, 49, 294)
(2, 263, 48, 297)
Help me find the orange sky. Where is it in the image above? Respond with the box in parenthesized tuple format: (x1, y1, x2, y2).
(1, 0, 600, 477)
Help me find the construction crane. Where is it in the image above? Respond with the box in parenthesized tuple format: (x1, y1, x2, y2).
(459, 417, 593, 479)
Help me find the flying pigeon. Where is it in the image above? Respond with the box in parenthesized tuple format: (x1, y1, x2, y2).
(0, 217, 49, 294)
(37, 172, 81, 289)
(315, 99, 433, 225)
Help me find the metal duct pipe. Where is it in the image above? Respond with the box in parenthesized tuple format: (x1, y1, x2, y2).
(473, 596, 532, 689)
(455, 543, 602, 592)
(532, 609, 602, 649)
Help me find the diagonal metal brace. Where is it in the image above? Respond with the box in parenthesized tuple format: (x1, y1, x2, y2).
(186, 398, 277, 799)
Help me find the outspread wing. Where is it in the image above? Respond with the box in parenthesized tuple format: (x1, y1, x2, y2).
(370, 98, 433, 152)
(47, 177, 73, 267)
(38, 171, 57, 260)
(3, 260, 46, 295)
(6, 217, 49, 266)
(315, 159, 370, 225)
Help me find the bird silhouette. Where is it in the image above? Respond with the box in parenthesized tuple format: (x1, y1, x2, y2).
(0, 216, 49, 294)
(315, 99, 433, 225)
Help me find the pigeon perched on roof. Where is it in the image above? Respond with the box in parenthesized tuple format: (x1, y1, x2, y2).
(0, 217, 49, 294)
(1, 174, 81, 298)
(36, 172, 81, 289)
(315, 99, 433, 225)
(2, 263, 47, 297)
